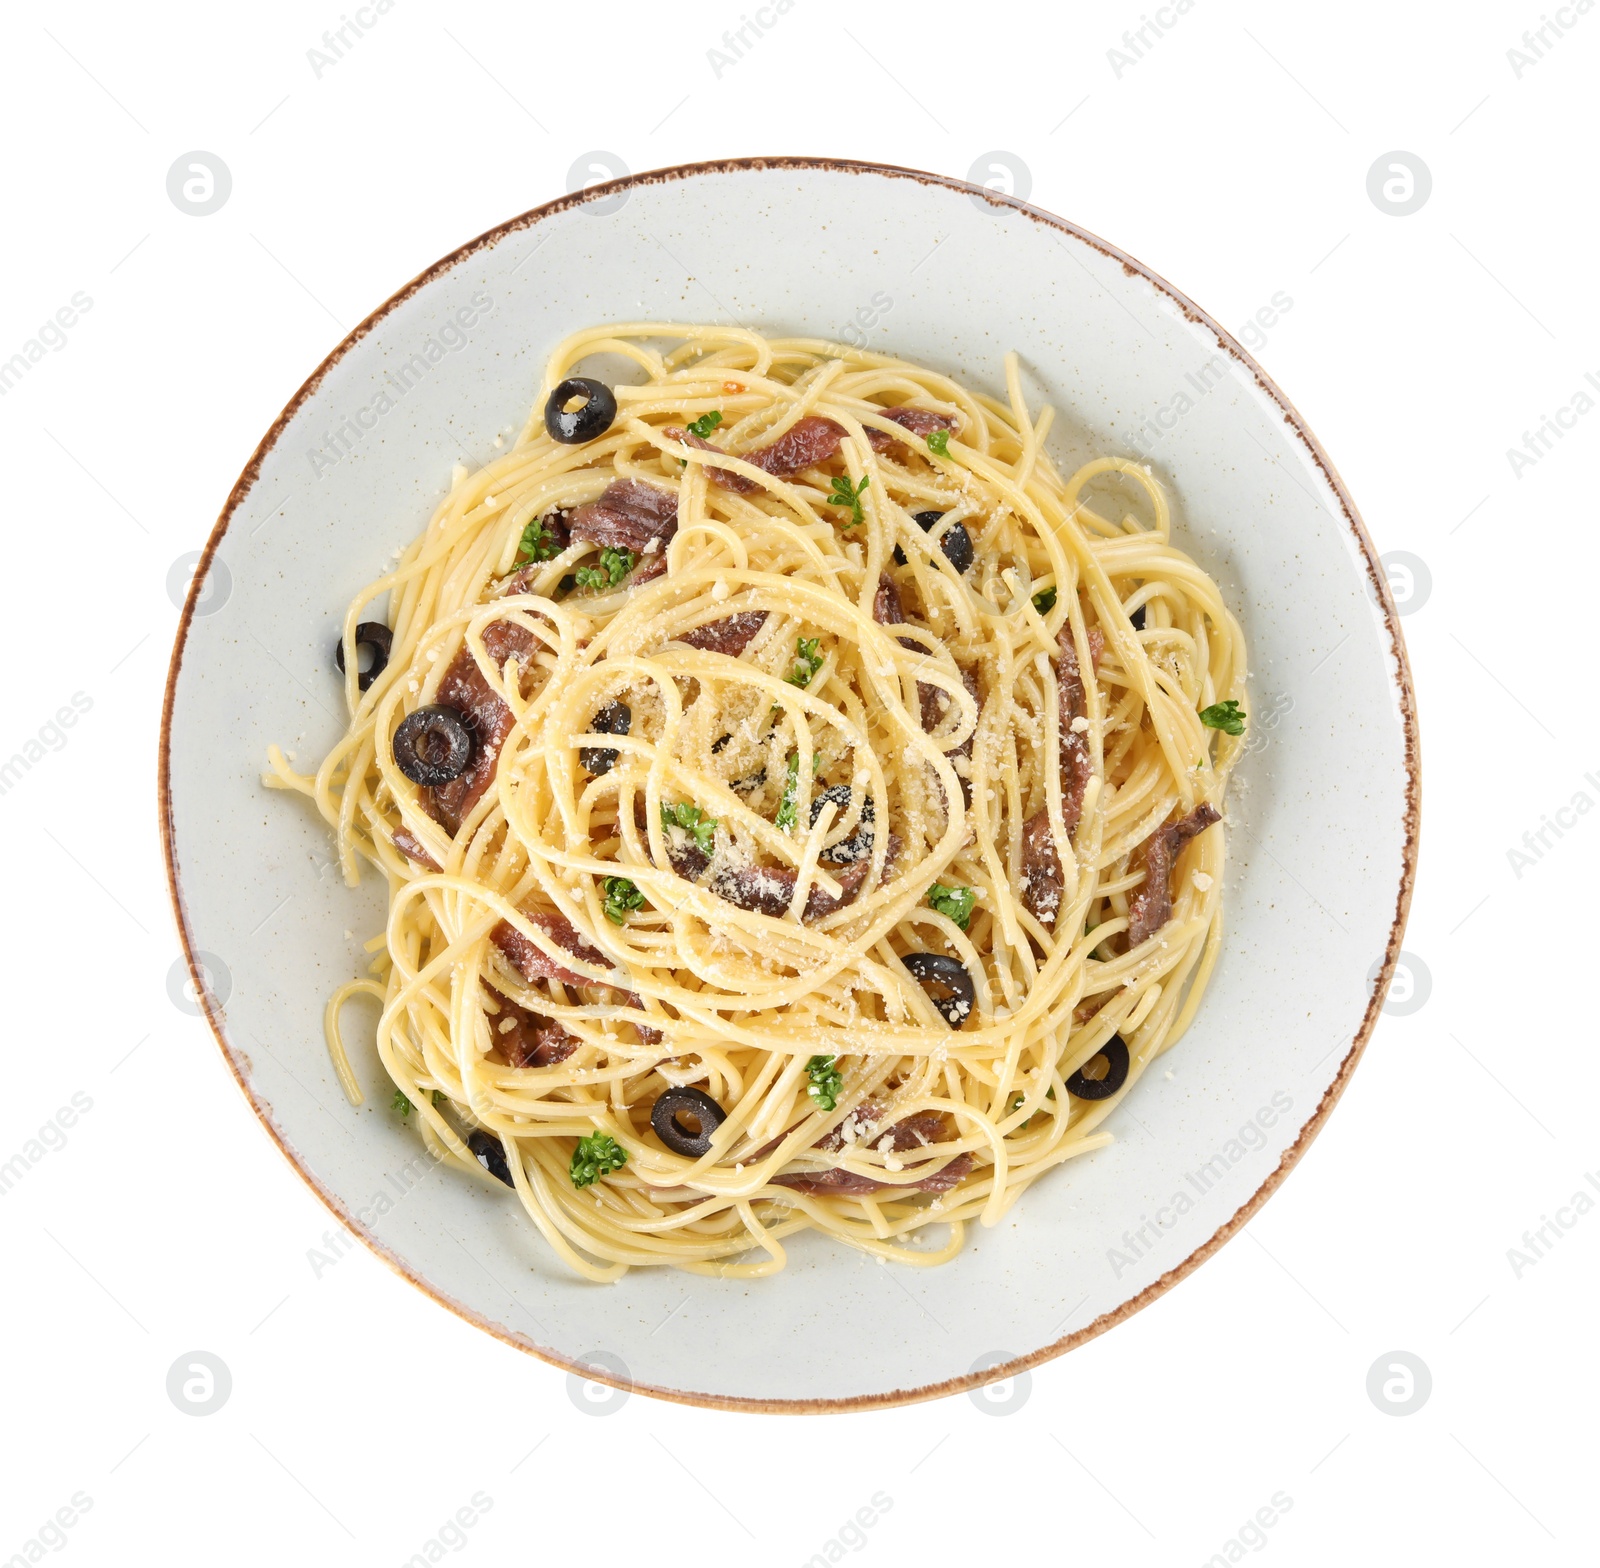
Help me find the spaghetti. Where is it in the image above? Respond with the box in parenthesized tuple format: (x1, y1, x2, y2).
(266, 324, 1248, 1281)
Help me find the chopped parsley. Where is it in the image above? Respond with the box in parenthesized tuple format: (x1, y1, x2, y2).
(1010, 1086, 1055, 1120)
(686, 410, 724, 439)
(570, 1131, 627, 1188)
(806, 1054, 844, 1111)
(574, 546, 636, 591)
(1031, 586, 1057, 615)
(926, 429, 951, 457)
(927, 882, 977, 930)
(601, 875, 645, 925)
(1199, 699, 1246, 736)
(825, 473, 870, 528)
(515, 514, 561, 566)
(786, 636, 824, 689)
(772, 638, 827, 716)
(661, 801, 717, 853)
(432, 1090, 447, 1106)
(775, 753, 801, 832)
(392, 1089, 413, 1117)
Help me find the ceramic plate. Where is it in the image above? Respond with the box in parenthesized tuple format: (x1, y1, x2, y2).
(160, 158, 1418, 1411)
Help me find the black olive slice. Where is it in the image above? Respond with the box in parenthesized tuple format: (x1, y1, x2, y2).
(334, 622, 394, 692)
(811, 788, 874, 863)
(913, 510, 974, 575)
(1066, 1033, 1130, 1101)
(393, 705, 473, 785)
(468, 1129, 514, 1187)
(1130, 604, 1147, 631)
(545, 377, 618, 444)
(650, 1087, 726, 1157)
(730, 767, 768, 793)
(900, 952, 976, 1029)
(809, 783, 853, 825)
(581, 701, 632, 775)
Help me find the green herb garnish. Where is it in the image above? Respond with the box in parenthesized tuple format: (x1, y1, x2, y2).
(786, 636, 824, 689)
(825, 473, 870, 528)
(806, 1054, 844, 1112)
(1032, 586, 1057, 615)
(392, 1089, 413, 1117)
(1010, 1087, 1055, 1119)
(661, 801, 717, 853)
(775, 753, 801, 833)
(515, 514, 561, 566)
(926, 429, 951, 457)
(432, 1090, 447, 1106)
(601, 875, 645, 926)
(927, 882, 977, 930)
(1199, 699, 1246, 736)
(570, 1131, 627, 1188)
(574, 547, 636, 590)
(686, 410, 724, 440)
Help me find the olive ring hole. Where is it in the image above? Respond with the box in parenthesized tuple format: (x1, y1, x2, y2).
(334, 621, 394, 692)
(651, 1087, 726, 1158)
(393, 705, 474, 786)
(1065, 1033, 1130, 1101)
(545, 377, 618, 445)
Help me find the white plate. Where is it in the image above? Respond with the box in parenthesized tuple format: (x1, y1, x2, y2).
(160, 158, 1418, 1411)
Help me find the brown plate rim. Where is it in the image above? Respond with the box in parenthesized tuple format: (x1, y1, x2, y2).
(158, 154, 1421, 1415)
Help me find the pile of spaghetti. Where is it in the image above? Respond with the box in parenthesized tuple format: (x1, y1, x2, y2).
(266, 323, 1247, 1281)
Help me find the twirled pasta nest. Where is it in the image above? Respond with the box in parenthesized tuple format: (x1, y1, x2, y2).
(268, 324, 1247, 1280)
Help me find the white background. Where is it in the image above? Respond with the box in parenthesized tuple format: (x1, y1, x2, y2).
(2, 1, 1595, 1563)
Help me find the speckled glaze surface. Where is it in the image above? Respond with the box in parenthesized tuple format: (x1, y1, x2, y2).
(160, 158, 1418, 1412)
